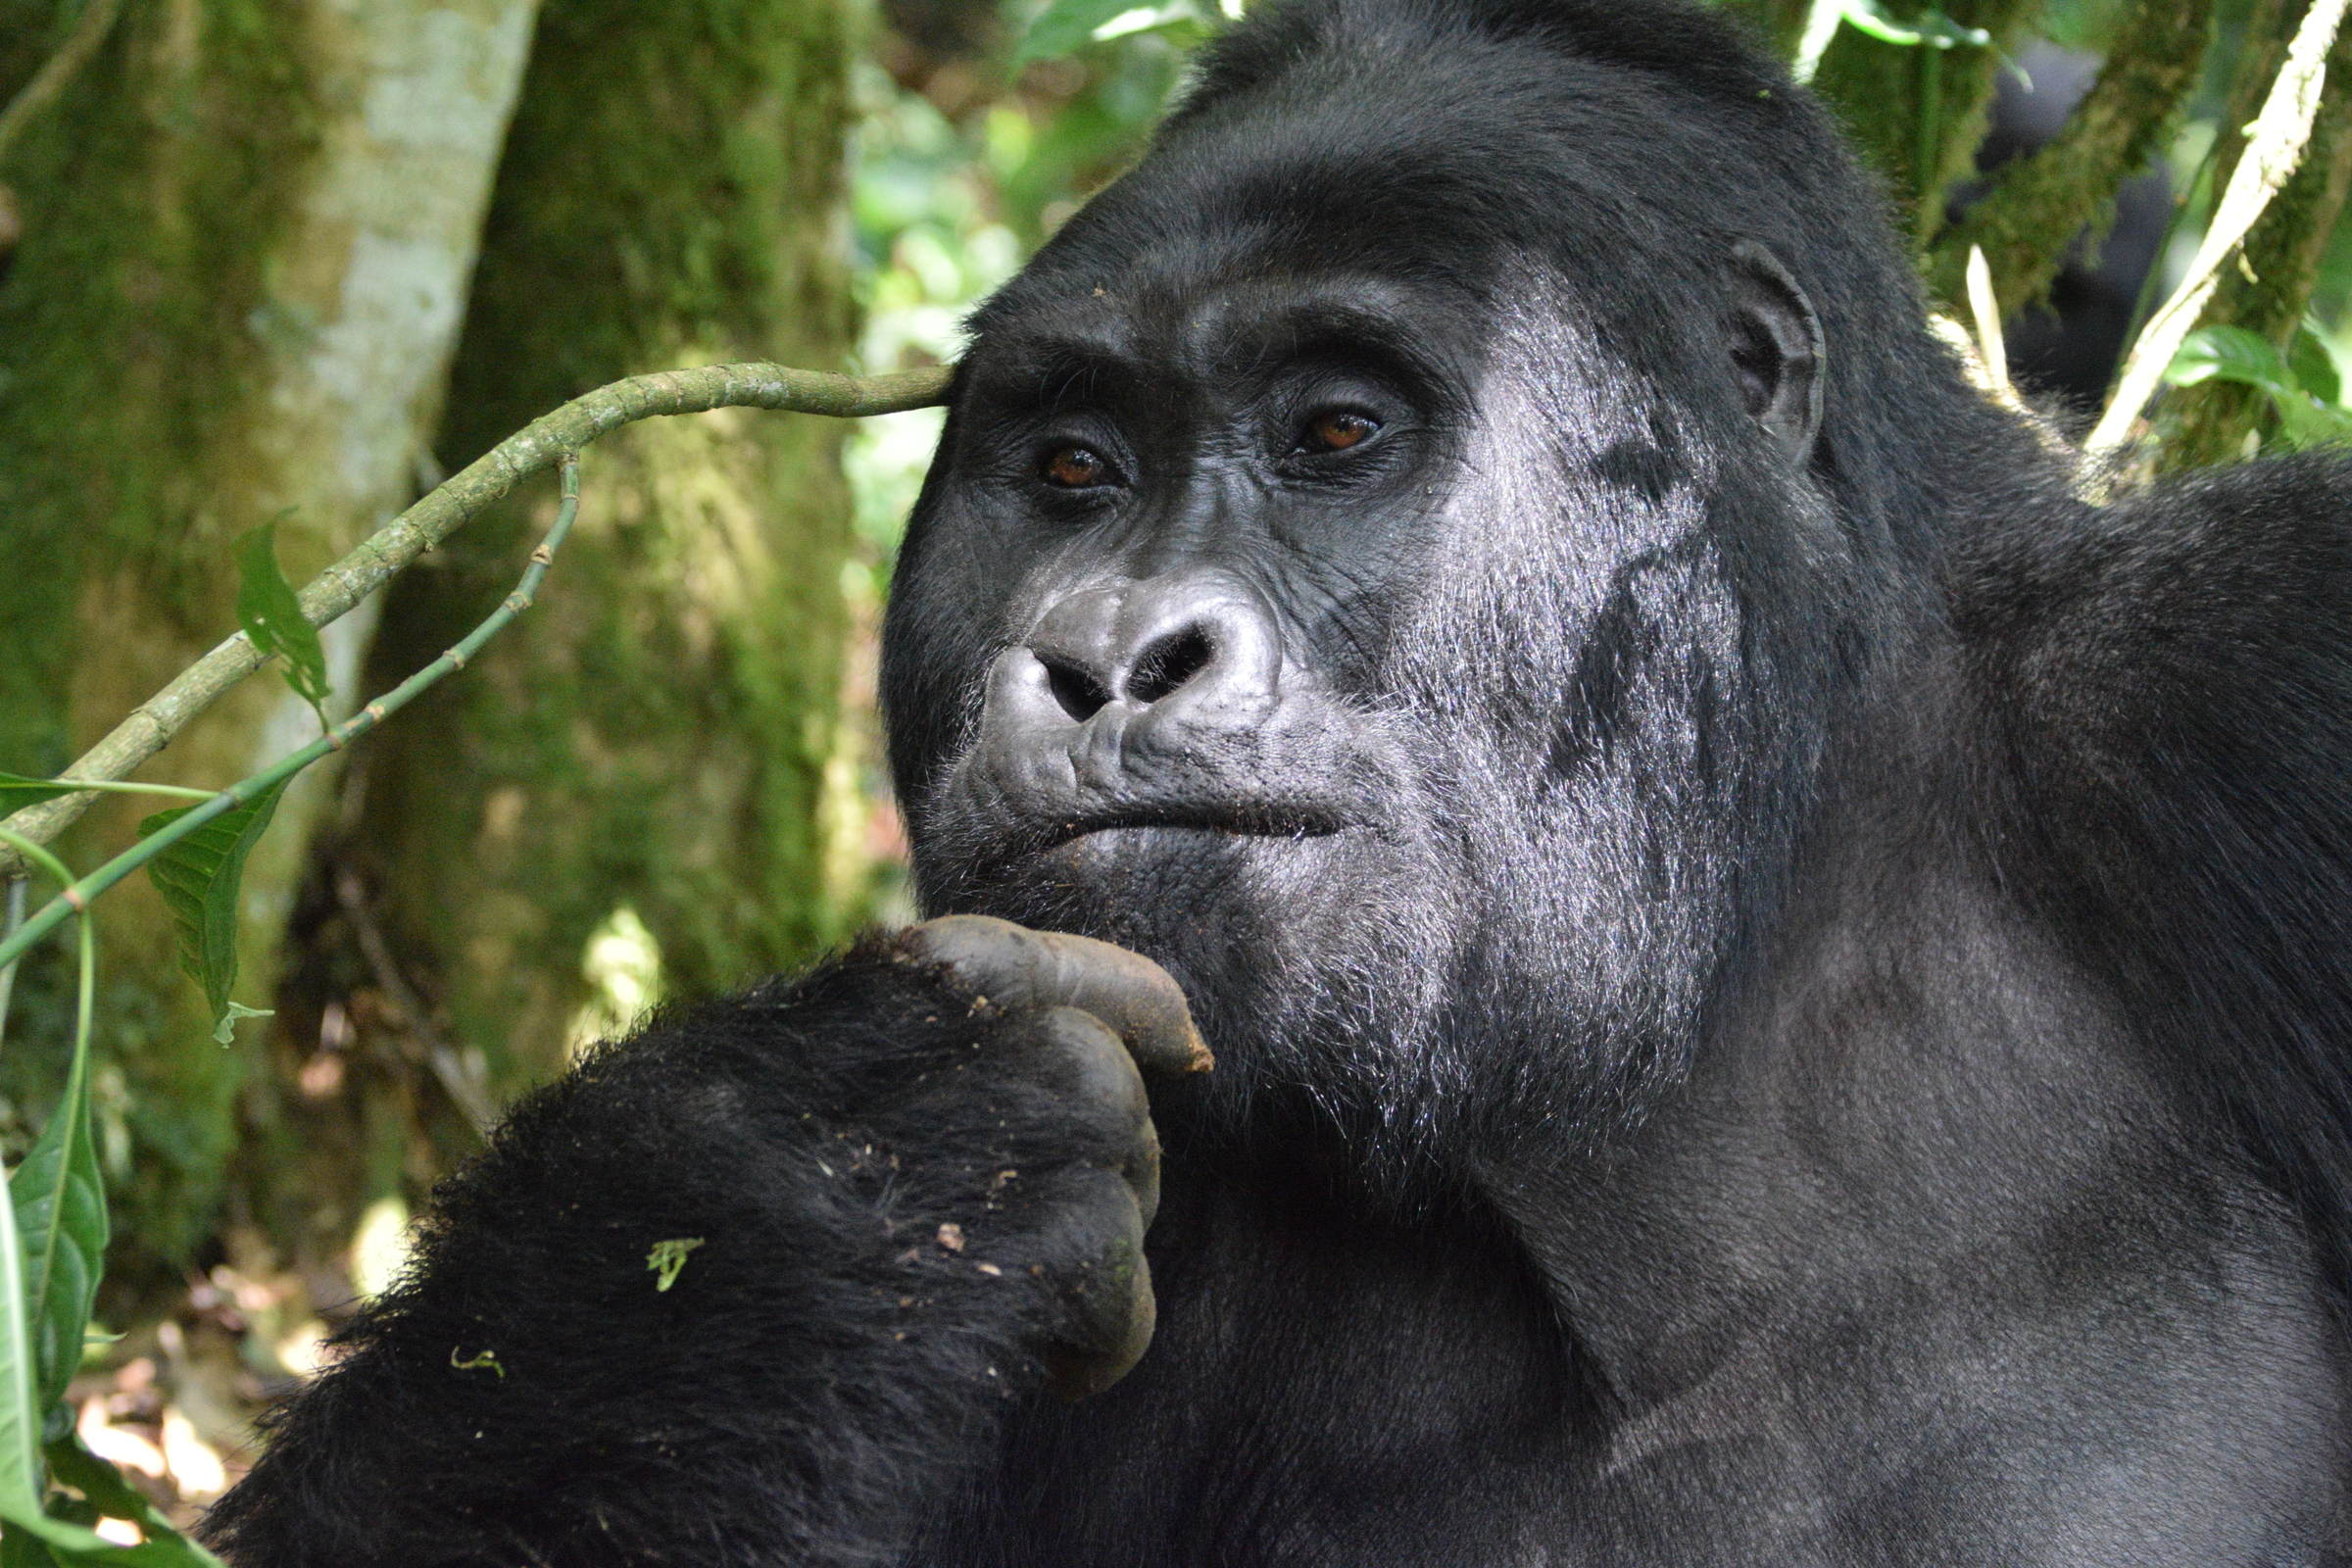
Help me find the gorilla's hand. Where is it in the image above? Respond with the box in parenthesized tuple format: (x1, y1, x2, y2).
(897, 914, 1210, 1397)
(203, 918, 1204, 1568)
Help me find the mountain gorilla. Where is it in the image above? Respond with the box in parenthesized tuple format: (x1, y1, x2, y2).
(207, 0, 2352, 1562)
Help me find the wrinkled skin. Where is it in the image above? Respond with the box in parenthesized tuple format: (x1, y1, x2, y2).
(208, 1, 2352, 1564)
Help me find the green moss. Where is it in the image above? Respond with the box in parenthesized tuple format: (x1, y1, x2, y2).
(0, 0, 325, 1282)
(350, 0, 862, 1100)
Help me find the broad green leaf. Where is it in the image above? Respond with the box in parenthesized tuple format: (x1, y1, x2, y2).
(9, 1069, 104, 1416)
(2165, 325, 2293, 397)
(234, 521, 331, 727)
(0, 778, 76, 812)
(0, 1155, 49, 1516)
(2290, 323, 2342, 407)
(137, 784, 287, 1038)
(1015, 0, 1160, 62)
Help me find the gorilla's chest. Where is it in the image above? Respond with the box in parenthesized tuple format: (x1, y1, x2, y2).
(918, 1181, 2347, 1568)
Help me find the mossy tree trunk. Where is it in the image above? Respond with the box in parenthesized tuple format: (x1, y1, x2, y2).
(0, 0, 537, 1289)
(237, 0, 866, 1259)
(1808, 0, 2044, 247)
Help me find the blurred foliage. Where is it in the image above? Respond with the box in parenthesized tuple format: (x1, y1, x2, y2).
(845, 0, 1196, 573)
(843, 0, 2352, 491)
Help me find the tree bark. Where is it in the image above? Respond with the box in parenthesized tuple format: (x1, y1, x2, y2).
(239, 0, 865, 1258)
(0, 0, 537, 1286)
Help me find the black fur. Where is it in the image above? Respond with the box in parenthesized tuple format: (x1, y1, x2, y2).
(211, 1, 2352, 1562)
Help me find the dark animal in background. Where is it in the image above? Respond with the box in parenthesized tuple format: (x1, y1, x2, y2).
(207, 0, 2352, 1562)
(1966, 41, 2175, 408)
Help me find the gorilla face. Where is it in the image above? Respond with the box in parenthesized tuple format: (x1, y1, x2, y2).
(882, 55, 1851, 1155)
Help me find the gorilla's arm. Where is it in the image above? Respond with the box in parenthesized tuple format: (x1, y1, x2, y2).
(203, 922, 1196, 1568)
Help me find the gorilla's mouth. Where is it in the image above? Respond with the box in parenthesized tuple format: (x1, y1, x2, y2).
(1033, 802, 1355, 854)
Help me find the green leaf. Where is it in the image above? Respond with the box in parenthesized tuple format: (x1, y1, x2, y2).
(0, 777, 77, 811)
(1015, 0, 1161, 62)
(212, 1002, 273, 1048)
(42, 1438, 226, 1566)
(137, 784, 287, 1039)
(9, 1064, 105, 1416)
(1838, 0, 1989, 49)
(2165, 325, 2294, 397)
(646, 1237, 705, 1292)
(0, 1183, 214, 1563)
(2271, 391, 2352, 451)
(0, 1528, 61, 1566)
(2290, 323, 2342, 407)
(234, 520, 331, 728)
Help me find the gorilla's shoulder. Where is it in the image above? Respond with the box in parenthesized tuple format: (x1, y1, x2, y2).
(1957, 450, 2352, 1313)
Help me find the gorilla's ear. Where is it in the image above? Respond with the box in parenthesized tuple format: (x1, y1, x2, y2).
(1724, 239, 1825, 463)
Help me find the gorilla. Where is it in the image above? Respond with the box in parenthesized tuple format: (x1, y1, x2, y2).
(206, 0, 2352, 1562)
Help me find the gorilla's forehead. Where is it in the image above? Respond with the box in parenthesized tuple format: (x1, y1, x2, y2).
(963, 270, 1485, 401)
(971, 42, 1740, 378)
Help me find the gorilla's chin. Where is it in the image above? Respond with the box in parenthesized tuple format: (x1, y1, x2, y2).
(913, 808, 1468, 1152)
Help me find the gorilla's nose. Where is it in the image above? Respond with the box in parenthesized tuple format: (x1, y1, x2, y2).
(1021, 572, 1282, 723)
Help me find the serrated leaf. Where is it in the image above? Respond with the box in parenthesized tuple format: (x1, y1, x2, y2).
(1014, 0, 1157, 61)
(137, 785, 287, 1037)
(2166, 325, 2294, 396)
(234, 520, 331, 727)
(0, 776, 78, 811)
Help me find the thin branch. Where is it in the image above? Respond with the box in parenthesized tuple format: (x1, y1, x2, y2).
(0, 0, 122, 169)
(2085, 0, 2350, 469)
(1928, 0, 2217, 315)
(0, 361, 952, 879)
(0, 456, 594, 972)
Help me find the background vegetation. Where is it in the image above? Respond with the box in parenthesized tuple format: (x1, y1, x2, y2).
(0, 0, 2346, 1552)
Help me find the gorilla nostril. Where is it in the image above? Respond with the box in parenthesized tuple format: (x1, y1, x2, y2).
(1126, 628, 1215, 706)
(1045, 658, 1115, 722)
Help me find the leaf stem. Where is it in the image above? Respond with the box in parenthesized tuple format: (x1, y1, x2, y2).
(0, 458, 590, 974)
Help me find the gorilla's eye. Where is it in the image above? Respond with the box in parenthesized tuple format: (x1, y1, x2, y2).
(1041, 444, 1113, 489)
(1297, 411, 1380, 455)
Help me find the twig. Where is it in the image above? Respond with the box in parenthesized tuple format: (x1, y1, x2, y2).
(2085, 0, 2350, 469)
(333, 868, 494, 1133)
(0, 361, 952, 878)
(0, 457, 596, 973)
(0, 0, 122, 169)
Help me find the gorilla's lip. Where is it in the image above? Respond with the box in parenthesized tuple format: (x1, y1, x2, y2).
(1032, 801, 1353, 854)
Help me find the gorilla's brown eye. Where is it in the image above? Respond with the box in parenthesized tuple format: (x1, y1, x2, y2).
(1042, 444, 1110, 489)
(1300, 411, 1379, 453)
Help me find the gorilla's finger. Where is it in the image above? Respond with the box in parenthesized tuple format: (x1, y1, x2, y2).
(1021, 1006, 1159, 1224)
(1039, 1171, 1156, 1401)
(906, 914, 1213, 1077)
